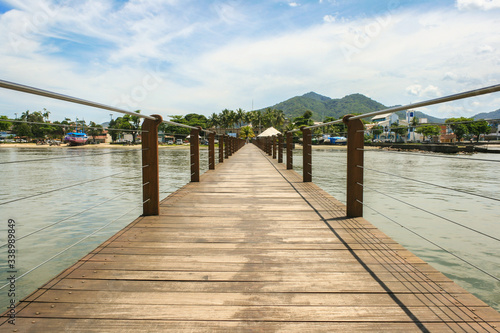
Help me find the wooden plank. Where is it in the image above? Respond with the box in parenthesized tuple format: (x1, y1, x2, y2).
(1, 144, 499, 331)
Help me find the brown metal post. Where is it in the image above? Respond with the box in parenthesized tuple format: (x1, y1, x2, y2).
(190, 127, 200, 182)
(286, 131, 293, 170)
(277, 134, 283, 163)
(272, 135, 277, 159)
(142, 114, 163, 216)
(219, 135, 224, 163)
(343, 115, 364, 217)
(302, 127, 312, 182)
(208, 132, 215, 170)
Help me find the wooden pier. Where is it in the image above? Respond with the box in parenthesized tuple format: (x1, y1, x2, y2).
(2, 144, 499, 332)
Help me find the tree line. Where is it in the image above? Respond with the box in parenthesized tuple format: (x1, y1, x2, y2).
(1, 109, 493, 143)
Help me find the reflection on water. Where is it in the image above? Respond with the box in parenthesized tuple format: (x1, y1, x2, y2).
(0, 146, 498, 312)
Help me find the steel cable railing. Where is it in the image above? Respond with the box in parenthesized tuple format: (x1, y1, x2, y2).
(0, 78, 246, 318)
(357, 181, 500, 242)
(0, 193, 127, 248)
(360, 200, 499, 282)
(358, 165, 500, 203)
(0, 118, 149, 133)
(359, 148, 500, 163)
(0, 204, 141, 291)
(0, 149, 138, 165)
(262, 153, 488, 331)
(0, 79, 156, 120)
(0, 170, 127, 206)
(252, 84, 500, 314)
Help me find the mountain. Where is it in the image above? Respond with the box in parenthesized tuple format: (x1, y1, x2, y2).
(262, 91, 490, 123)
(264, 92, 387, 121)
(473, 109, 500, 120)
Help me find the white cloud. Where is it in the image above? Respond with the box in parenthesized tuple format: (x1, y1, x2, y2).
(456, 0, 500, 11)
(289, 2, 300, 7)
(0, 2, 499, 122)
(405, 85, 442, 98)
(323, 14, 336, 23)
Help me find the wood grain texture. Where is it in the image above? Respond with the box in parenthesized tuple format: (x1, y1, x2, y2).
(1, 144, 499, 332)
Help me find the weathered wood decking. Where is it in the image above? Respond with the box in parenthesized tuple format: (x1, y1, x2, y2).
(2, 144, 499, 332)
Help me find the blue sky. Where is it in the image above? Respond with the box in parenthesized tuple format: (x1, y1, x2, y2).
(0, 0, 499, 123)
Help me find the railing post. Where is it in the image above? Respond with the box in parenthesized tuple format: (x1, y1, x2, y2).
(190, 126, 200, 182)
(266, 137, 271, 156)
(343, 115, 364, 218)
(142, 114, 163, 216)
(302, 127, 312, 182)
(208, 132, 215, 170)
(278, 134, 283, 164)
(272, 135, 277, 159)
(225, 135, 229, 159)
(286, 131, 293, 170)
(219, 134, 224, 163)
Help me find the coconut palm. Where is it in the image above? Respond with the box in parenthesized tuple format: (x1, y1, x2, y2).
(239, 125, 255, 140)
(207, 113, 220, 130)
(235, 108, 246, 128)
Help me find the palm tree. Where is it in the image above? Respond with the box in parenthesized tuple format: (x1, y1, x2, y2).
(239, 125, 255, 141)
(235, 108, 246, 128)
(207, 113, 220, 130)
(42, 108, 51, 122)
(220, 109, 232, 130)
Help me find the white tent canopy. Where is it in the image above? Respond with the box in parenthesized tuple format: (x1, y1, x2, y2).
(257, 127, 282, 138)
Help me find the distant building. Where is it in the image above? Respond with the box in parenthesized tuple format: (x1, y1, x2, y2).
(371, 113, 399, 142)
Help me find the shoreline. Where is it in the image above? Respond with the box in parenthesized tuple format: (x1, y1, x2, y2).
(0, 143, 193, 149)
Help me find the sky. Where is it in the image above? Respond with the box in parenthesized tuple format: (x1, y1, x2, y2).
(0, 0, 499, 123)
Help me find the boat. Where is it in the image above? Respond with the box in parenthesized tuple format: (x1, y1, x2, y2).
(329, 136, 347, 144)
(64, 132, 88, 146)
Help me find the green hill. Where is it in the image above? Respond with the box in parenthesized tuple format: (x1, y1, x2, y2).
(263, 92, 389, 121)
(262, 92, 446, 123)
(473, 109, 500, 120)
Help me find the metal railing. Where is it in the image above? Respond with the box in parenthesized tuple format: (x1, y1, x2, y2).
(256, 83, 500, 218)
(252, 84, 500, 293)
(0, 79, 246, 216)
(0, 79, 246, 295)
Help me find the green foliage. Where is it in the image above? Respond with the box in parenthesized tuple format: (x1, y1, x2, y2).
(416, 125, 440, 138)
(239, 126, 255, 140)
(0, 116, 12, 131)
(293, 110, 314, 128)
(265, 92, 387, 122)
(372, 125, 383, 136)
(391, 123, 408, 141)
(88, 121, 104, 142)
(469, 120, 490, 142)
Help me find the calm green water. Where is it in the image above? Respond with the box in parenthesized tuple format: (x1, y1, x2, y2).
(0, 146, 498, 312)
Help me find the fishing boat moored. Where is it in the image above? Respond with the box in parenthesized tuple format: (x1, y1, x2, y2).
(64, 132, 88, 146)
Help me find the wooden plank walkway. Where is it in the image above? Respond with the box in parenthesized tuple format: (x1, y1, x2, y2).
(2, 144, 499, 332)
